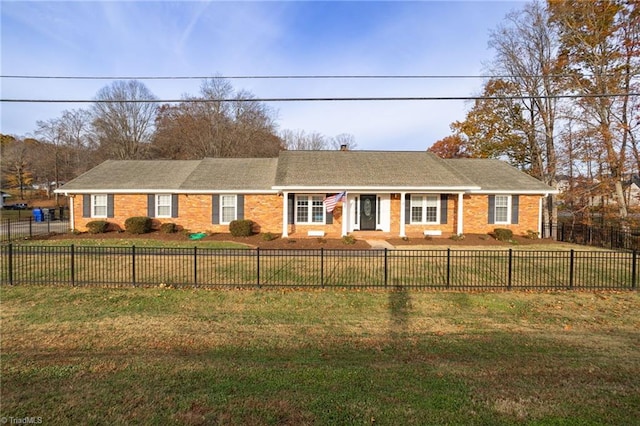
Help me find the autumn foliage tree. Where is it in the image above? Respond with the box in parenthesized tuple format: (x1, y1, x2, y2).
(428, 134, 471, 158)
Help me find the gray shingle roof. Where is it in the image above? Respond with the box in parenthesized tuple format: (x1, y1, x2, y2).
(58, 158, 278, 192)
(180, 158, 278, 191)
(57, 151, 556, 194)
(58, 160, 201, 191)
(274, 151, 477, 189)
(445, 158, 554, 192)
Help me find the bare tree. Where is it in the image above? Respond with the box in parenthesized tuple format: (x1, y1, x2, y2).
(329, 133, 358, 150)
(487, 0, 561, 226)
(152, 78, 282, 159)
(92, 80, 158, 160)
(35, 108, 94, 200)
(281, 130, 357, 151)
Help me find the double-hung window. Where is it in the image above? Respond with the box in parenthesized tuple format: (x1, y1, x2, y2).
(296, 195, 325, 224)
(220, 195, 237, 224)
(494, 195, 510, 224)
(410, 195, 439, 224)
(156, 194, 172, 218)
(92, 194, 108, 218)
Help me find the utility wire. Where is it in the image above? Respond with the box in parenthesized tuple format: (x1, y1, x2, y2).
(1, 93, 638, 103)
(3, 74, 637, 80)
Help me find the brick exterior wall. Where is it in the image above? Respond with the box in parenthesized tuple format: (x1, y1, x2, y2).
(70, 193, 542, 237)
(462, 194, 541, 235)
(71, 193, 284, 234)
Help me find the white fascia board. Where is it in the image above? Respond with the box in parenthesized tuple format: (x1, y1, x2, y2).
(469, 189, 559, 195)
(271, 186, 480, 192)
(54, 189, 277, 195)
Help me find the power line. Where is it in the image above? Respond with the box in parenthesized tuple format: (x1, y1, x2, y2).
(1, 93, 638, 103)
(3, 73, 636, 80)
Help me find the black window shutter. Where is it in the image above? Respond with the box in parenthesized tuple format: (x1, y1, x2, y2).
(147, 194, 155, 218)
(171, 194, 179, 218)
(440, 194, 448, 224)
(212, 195, 219, 224)
(107, 194, 114, 218)
(325, 194, 333, 224)
(83, 195, 91, 218)
(237, 195, 244, 220)
(511, 195, 519, 224)
(488, 195, 495, 224)
(287, 194, 295, 224)
(404, 194, 411, 224)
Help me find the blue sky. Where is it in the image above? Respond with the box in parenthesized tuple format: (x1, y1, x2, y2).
(1, 1, 522, 150)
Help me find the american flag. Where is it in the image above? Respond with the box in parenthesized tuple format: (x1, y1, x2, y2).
(324, 191, 346, 213)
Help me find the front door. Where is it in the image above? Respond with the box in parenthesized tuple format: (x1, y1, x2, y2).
(360, 195, 377, 230)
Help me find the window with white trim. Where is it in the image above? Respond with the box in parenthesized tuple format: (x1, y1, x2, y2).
(410, 195, 439, 224)
(156, 194, 172, 218)
(221, 195, 237, 224)
(92, 194, 108, 218)
(494, 195, 510, 223)
(296, 195, 325, 224)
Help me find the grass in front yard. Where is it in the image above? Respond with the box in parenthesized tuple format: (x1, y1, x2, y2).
(1, 287, 639, 424)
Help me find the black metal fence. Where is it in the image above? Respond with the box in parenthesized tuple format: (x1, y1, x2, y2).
(0, 217, 71, 242)
(542, 222, 640, 251)
(1, 244, 636, 290)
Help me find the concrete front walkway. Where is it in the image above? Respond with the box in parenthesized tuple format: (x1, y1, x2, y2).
(365, 239, 395, 250)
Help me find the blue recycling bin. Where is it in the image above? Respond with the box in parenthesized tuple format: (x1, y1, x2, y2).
(33, 208, 43, 222)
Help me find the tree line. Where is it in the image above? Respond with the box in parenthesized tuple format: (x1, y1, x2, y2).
(1, 77, 356, 199)
(428, 0, 639, 225)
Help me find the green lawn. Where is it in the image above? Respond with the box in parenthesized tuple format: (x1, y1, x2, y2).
(1, 287, 638, 425)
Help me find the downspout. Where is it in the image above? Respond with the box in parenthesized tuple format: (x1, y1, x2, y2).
(538, 195, 544, 237)
(457, 192, 464, 235)
(400, 192, 406, 238)
(68, 194, 75, 231)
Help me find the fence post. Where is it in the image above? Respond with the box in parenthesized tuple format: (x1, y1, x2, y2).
(29, 217, 32, 239)
(256, 247, 261, 288)
(8, 243, 13, 286)
(132, 245, 136, 287)
(632, 250, 637, 290)
(446, 248, 451, 288)
(6, 219, 10, 242)
(569, 249, 574, 290)
(384, 248, 388, 288)
(193, 246, 198, 288)
(320, 248, 324, 289)
(507, 249, 513, 290)
(70, 244, 75, 287)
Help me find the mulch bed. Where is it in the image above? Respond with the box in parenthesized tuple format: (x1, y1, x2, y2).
(33, 230, 552, 249)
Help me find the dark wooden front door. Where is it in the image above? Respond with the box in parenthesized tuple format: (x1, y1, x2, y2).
(360, 195, 376, 230)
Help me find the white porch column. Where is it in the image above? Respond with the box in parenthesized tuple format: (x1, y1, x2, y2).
(400, 192, 406, 237)
(69, 195, 75, 231)
(281, 192, 289, 238)
(341, 194, 348, 237)
(457, 192, 464, 235)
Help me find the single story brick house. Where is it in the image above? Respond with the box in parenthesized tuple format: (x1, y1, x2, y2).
(55, 150, 557, 238)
